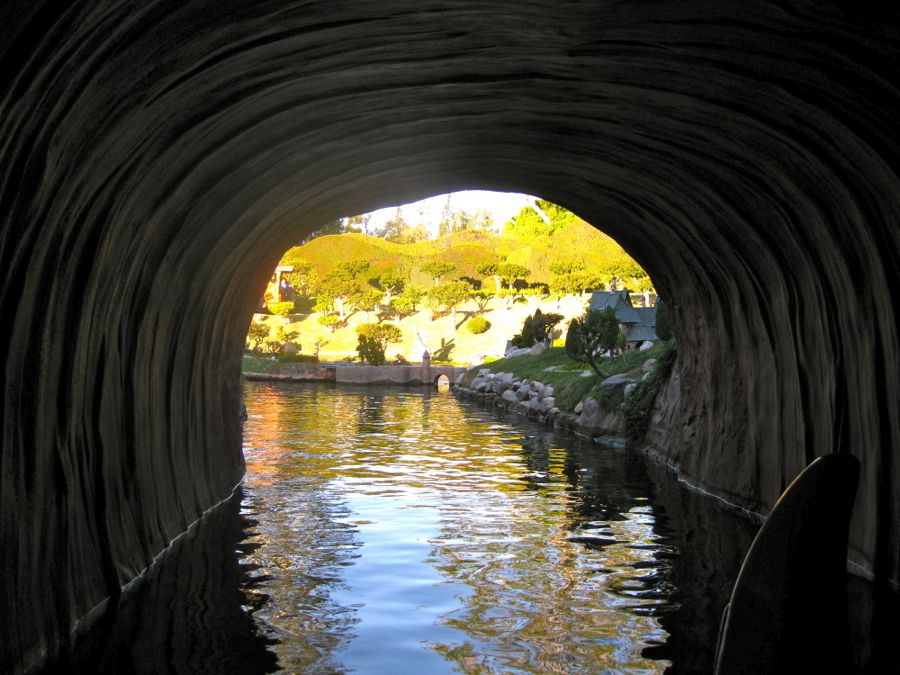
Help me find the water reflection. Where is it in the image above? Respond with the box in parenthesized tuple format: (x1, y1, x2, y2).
(42, 382, 898, 673)
(239, 382, 757, 673)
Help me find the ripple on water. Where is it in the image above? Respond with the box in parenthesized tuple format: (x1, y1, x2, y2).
(238, 382, 753, 674)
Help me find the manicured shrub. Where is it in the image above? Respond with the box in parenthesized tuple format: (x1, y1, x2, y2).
(467, 316, 491, 334)
(267, 301, 295, 316)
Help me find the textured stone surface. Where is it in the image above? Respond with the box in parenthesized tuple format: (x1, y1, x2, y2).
(1, 1, 899, 670)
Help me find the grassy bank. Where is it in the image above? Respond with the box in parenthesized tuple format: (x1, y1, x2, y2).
(465, 342, 672, 411)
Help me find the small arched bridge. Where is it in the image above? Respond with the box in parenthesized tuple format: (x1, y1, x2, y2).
(332, 364, 467, 387)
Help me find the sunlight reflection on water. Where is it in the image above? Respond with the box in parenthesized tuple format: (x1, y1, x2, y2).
(239, 382, 750, 674)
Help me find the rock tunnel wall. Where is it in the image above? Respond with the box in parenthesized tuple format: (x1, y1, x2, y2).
(1, 1, 898, 670)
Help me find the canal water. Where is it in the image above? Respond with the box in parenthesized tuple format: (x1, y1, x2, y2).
(234, 382, 757, 673)
(54, 381, 763, 674)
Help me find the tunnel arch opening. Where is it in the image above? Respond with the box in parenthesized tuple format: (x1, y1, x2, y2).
(243, 191, 661, 369)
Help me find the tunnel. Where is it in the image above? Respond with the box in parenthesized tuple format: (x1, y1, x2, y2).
(1, 1, 898, 671)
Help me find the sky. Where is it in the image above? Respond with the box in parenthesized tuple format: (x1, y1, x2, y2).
(362, 190, 537, 237)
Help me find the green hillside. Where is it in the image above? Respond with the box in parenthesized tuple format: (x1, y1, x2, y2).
(279, 204, 648, 291)
(251, 202, 656, 365)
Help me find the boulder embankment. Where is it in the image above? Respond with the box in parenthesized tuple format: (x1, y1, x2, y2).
(453, 363, 657, 441)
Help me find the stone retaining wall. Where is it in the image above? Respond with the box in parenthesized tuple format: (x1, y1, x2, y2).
(244, 366, 335, 382)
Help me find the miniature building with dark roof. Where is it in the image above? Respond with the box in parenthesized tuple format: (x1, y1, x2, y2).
(588, 290, 658, 349)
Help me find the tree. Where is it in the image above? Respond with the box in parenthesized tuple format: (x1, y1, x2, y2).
(549, 259, 585, 275)
(398, 223, 429, 244)
(550, 272, 604, 299)
(342, 213, 372, 234)
(352, 288, 384, 320)
(426, 280, 471, 326)
(374, 269, 405, 303)
(476, 261, 502, 293)
(566, 307, 623, 377)
(470, 289, 493, 314)
(564, 317, 584, 362)
(376, 207, 407, 242)
(654, 298, 673, 341)
(301, 218, 343, 242)
(510, 308, 563, 348)
(497, 262, 530, 290)
(318, 314, 342, 332)
(335, 259, 370, 279)
(283, 259, 315, 295)
(503, 198, 574, 238)
(246, 321, 270, 352)
(356, 323, 403, 365)
(315, 273, 359, 321)
(438, 194, 454, 238)
(420, 261, 456, 286)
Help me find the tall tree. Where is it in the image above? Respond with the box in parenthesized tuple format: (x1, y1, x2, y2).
(301, 218, 344, 242)
(438, 194, 454, 238)
(377, 207, 407, 242)
(342, 213, 372, 234)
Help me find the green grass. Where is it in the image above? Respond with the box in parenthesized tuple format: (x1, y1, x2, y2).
(465, 343, 671, 411)
(242, 354, 278, 373)
(600, 341, 671, 376)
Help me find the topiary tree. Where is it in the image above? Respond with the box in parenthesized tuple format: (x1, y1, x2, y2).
(470, 289, 493, 314)
(315, 273, 359, 321)
(654, 298, 673, 341)
(318, 314, 342, 332)
(426, 280, 471, 326)
(335, 259, 371, 279)
(476, 261, 502, 293)
(497, 262, 530, 290)
(284, 259, 315, 295)
(549, 259, 585, 275)
(420, 261, 456, 286)
(511, 309, 563, 348)
(356, 323, 403, 365)
(374, 269, 405, 303)
(246, 321, 270, 352)
(565, 317, 584, 362)
(351, 288, 384, 320)
(565, 307, 622, 377)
